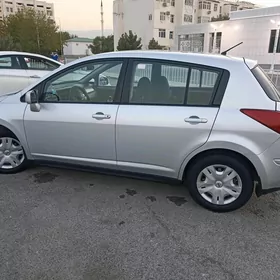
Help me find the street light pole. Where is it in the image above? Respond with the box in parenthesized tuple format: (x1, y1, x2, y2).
(58, 18, 63, 58)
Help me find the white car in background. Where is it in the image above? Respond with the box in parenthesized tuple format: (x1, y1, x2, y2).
(0, 51, 62, 95)
(0, 51, 110, 95)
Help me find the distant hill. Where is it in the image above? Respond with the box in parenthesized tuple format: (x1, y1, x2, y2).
(67, 29, 113, 39)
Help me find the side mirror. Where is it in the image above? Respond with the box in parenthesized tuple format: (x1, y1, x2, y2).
(25, 90, 41, 112)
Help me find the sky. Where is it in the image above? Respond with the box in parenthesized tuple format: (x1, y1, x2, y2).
(52, 0, 280, 32)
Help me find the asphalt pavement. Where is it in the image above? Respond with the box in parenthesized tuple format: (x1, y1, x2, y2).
(1, 166, 280, 280)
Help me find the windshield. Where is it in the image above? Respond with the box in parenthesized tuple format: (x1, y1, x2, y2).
(53, 63, 103, 85)
(252, 66, 280, 101)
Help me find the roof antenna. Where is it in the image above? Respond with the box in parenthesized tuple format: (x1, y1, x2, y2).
(221, 42, 243, 56)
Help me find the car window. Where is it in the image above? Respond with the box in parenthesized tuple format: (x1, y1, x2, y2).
(129, 61, 189, 105)
(187, 68, 219, 106)
(0, 56, 21, 69)
(129, 60, 220, 106)
(252, 65, 280, 101)
(42, 60, 123, 103)
(23, 56, 59, 70)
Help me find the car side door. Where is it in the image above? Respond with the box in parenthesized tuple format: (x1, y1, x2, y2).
(116, 58, 228, 179)
(23, 58, 128, 169)
(0, 55, 29, 95)
(18, 55, 60, 83)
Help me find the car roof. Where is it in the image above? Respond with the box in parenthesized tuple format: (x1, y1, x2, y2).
(0, 51, 62, 65)
(71, 50, 257, 70)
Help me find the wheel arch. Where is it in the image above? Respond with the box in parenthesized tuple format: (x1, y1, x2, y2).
(0, 121, 31, 159)
(180, 148, 261, 192)
(0, 124, 18, 139)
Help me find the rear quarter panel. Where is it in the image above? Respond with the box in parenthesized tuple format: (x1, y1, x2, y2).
(179, 62, 279, 183)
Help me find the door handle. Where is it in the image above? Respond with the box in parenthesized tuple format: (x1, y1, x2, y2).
(29, 75, 40, 78)
(184, 116, 208, 124)
(92, 112, 111, 120)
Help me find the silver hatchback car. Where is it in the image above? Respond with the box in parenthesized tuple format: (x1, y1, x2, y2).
(0, 51, 280, 212)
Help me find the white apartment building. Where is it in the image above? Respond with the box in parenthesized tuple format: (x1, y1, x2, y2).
(196, 0, 256, 23)
(113, 0, 257, 50)
(175, 5, 280, 67)
(0, 0, 54, 21)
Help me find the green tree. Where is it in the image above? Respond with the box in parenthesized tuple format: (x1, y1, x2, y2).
(0, 35, 21, 51)
(89, 35, 114, 54)
(55, 31, 77, 55)
(117, 30, 142, 51)
(148, 38, 163, 50)
(4, 9, 71, 55)
(211, 14, 230, 22)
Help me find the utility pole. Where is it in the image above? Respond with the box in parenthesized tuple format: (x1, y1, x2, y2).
(101, 0, 104, 52)
(101, 0, 104, 37)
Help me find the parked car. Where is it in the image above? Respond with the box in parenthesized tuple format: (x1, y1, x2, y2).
(0, 50, 279, 212)
(0, 51, 110, 95)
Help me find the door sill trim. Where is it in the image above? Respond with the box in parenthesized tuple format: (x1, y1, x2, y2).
(34, 160, 182, 185)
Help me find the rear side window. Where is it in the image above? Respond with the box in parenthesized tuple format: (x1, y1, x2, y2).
(22, 56, 59, 71)
(128, 60, 222, 106)
(252, 66, 280, 101)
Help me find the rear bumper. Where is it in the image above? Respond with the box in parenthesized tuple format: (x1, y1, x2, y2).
(255, 182, 280, 197)
(256, 137, 280, 195)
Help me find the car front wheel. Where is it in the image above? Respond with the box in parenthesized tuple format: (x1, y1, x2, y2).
(0, 135, 27, 174)
(186, 154, 254, 212)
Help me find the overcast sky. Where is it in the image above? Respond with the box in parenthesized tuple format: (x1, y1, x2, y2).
(52, 0, 280, 31)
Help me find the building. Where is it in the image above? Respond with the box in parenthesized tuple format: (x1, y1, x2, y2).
(113, 0, 257, 50)
(0, 0, 54, 21)
(175, 5, 280, 68)
(63, 37, 93, 57)
(196, 0, 256, 23)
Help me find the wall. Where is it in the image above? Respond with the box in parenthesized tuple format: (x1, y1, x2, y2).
(63, 42, 92, 56)
(175, 7, 280, 65)
(113, 0, 155, 50)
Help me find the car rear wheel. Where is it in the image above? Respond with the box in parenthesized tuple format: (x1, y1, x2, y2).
(0, 135, 27, 174)
(186, 154, 254, 212)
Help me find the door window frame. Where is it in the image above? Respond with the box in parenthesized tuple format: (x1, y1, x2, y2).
(21, 58, 129, 105)
(121, 58, 229, 107)
(17, 55, 60, 70)
(0, 55, 22, 70)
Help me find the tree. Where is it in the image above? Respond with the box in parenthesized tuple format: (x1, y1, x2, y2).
(211, 14, 230, 22)
(0, 35, 21, 51)
(89, 35, 114, 54)
(148, 38, 163, 50)
(3, 9, 72, 55)
(117, 30, 142, 51)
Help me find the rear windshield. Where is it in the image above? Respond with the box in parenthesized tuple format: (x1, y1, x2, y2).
(252, 66, 280, 101)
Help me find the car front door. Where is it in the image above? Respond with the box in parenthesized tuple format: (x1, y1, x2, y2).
(116, 59, 228, 178)
(23, 59, 127, 169)
(0, 55, 29, 95)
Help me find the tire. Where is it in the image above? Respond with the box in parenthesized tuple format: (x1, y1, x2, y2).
(185, 154, 254, 212)
(0, 131, 28, 174)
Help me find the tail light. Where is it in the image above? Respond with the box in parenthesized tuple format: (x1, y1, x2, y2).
(240, 109, 280, 134)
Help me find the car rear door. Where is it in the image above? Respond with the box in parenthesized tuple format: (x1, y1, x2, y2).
(0, 55, 29, 95)
(18, 55, 60, 84)
(115, 58, 228, 178)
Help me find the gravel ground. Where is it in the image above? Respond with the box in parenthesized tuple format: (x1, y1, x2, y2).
(1, 166, 280, 280)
